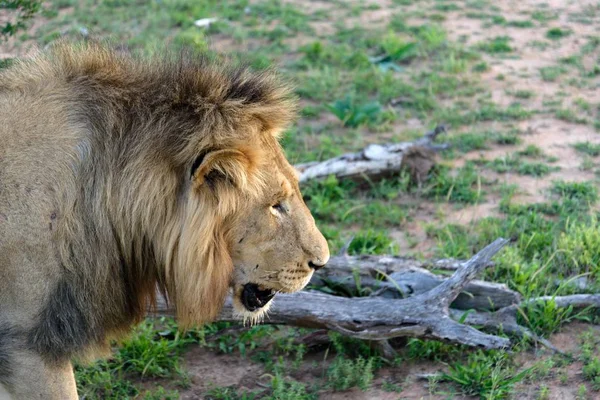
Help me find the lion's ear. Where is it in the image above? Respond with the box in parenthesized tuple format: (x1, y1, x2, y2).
(191, 149, 254, 191)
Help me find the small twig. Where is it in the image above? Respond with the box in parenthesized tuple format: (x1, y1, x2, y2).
(424, 124, 447, 141)
(415, 373, 443, 381)
(337, 236, 355, 257)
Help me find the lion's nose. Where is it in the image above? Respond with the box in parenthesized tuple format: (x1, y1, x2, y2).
(308, 260, 326, 271)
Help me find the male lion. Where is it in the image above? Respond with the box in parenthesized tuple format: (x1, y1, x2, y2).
(0, 42, 329, 399)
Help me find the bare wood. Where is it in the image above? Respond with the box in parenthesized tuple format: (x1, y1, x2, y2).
(311, 254, 520, 310)
(153, 239, 512, 350)
(294, 125, 447, 183)
(152, 234, 600, 352)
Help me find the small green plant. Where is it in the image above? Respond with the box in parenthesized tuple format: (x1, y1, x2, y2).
(118, 320, 188, 377)
(370, 32, 417, 71)
(477, 36, 513, 53)
(205, 386, 259, 400)
(267, 371, 315, 400)
(301, 41, 324, 63)
(507, 19, 535, 28)
(209, 325, 273, 356)
(555, 108, 588, 124)
(539, 66, 566, 81)
(493, 132, 521, 145)
(327, 356, 375, 391)
(406, 339, 463, 361)
(142, 387, 179, 400)
(485, 154, 558, 177)
(414, 23, 447, 51)
(447, 132, 488, 152)
(537, 385, 550, 400)
(546, 27, 571, 40)
(348, 229, 397, 255)
(582, 358, 600, 390)
(327, 95, 382, 127)
(382, 380, 404, 392)
(557, 217, 600, 278)
(424, 163, 483, 204)
(577, 384, 588, 399)
(580, 329, 600, 362)
(472, 61, 489, 72)
(0, 58, 14, 69)
(442, 351, 530, 399)
(517, 298, 577, 336)
(518, 144, 544, 158)
(512, 90, 535, 99)
(574, 142, 600, 157)
(75, 361, 140, 400)
(551, 180, 598, 212)
(517, 162, 557, 177)
(532, 10, 558, 22)
(75, 318, 193, 397)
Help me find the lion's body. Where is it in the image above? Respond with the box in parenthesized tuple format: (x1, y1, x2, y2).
(0, 43, 329, 399)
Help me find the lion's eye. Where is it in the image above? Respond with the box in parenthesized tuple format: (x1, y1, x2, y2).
(272, 202, 285, 213)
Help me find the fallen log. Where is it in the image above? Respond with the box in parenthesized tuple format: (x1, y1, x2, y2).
(154, 239, 513, 350)
(294, 125, 447, 184)
(152, 239, 600, 352)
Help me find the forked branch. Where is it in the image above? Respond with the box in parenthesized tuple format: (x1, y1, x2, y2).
(153, 239, 515, 350)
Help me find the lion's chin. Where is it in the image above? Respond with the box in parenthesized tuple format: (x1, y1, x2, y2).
(231, 283, 276, 325)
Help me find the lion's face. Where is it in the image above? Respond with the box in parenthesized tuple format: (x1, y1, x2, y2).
(228, 164, 329, 319)
(184, 139, 329, 323)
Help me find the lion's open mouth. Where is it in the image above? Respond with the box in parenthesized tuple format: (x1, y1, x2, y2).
(241, 283, 276, 311)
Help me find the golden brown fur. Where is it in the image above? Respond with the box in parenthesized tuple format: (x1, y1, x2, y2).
(0, 41, 329, 399)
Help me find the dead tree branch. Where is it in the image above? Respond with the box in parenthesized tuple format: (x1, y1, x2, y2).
(151, 237, 600, 352)
(294, 125, 447, 183)
(153, 239, 513, 350)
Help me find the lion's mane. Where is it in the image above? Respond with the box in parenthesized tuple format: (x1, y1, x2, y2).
(1, 42, 296, 361)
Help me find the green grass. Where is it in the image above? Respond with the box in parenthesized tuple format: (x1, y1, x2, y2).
(493, 131, 521, 145)
(406, 339, 464, 361)
(531, 10, 558, 23)
(326, 356, 375, 391)
(75, 318, 190, 399)
(580, 330, 600, 390)
(517, 298, 581, 336)
(205, 386, 260, 399)
(546, 27, 571, 40)
(573, 142, 600, 156)
(446, 132, 489, 152)
(424, 163, 484, 204)
(327, 96, 383, 127)
(539, 65, 567, 81)
(484, 154, 559, 177)
(438, 102, 532, 127)
(477, 36, 513, 53)
(302, 175, 409, 234)
(348, 229, 398, 255)
(555, 108, 588, 124)
(512, 89, 535, 99)
(442, 351, 531, 399)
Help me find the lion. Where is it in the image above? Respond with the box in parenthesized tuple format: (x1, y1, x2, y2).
(0, 41, 329, 399)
